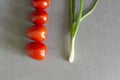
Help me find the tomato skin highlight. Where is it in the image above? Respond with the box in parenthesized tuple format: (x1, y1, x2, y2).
(30, 10, 48, 24)
(26, 25, 47, 42)
(25, 42, 46, 60)
(32, 0, 50, 10)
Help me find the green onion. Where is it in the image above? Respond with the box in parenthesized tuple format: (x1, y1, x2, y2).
(69, 0, 99, 63)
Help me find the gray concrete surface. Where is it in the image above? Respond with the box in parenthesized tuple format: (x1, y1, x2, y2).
(0, 0, 120, 80)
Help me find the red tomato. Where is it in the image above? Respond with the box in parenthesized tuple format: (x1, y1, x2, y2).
(26, 25, 47, 42)
(32, 0, 50, 10)
(30, 10, 48, 24)
(25, 42, 46, 60)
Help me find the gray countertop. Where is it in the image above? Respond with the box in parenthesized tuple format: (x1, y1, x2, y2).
(0, 0, 120, 80)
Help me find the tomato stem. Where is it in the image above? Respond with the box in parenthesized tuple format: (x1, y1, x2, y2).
(69, 0, 99, 63)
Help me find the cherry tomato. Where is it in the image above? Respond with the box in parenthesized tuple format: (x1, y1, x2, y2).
(25, 42, 46, 60)
(30, 10, 48, 24)
(26, 25, 47, 42)
(32, 0, 50, 10)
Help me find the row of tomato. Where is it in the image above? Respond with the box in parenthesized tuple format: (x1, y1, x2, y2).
(25, 0, 50, 60)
